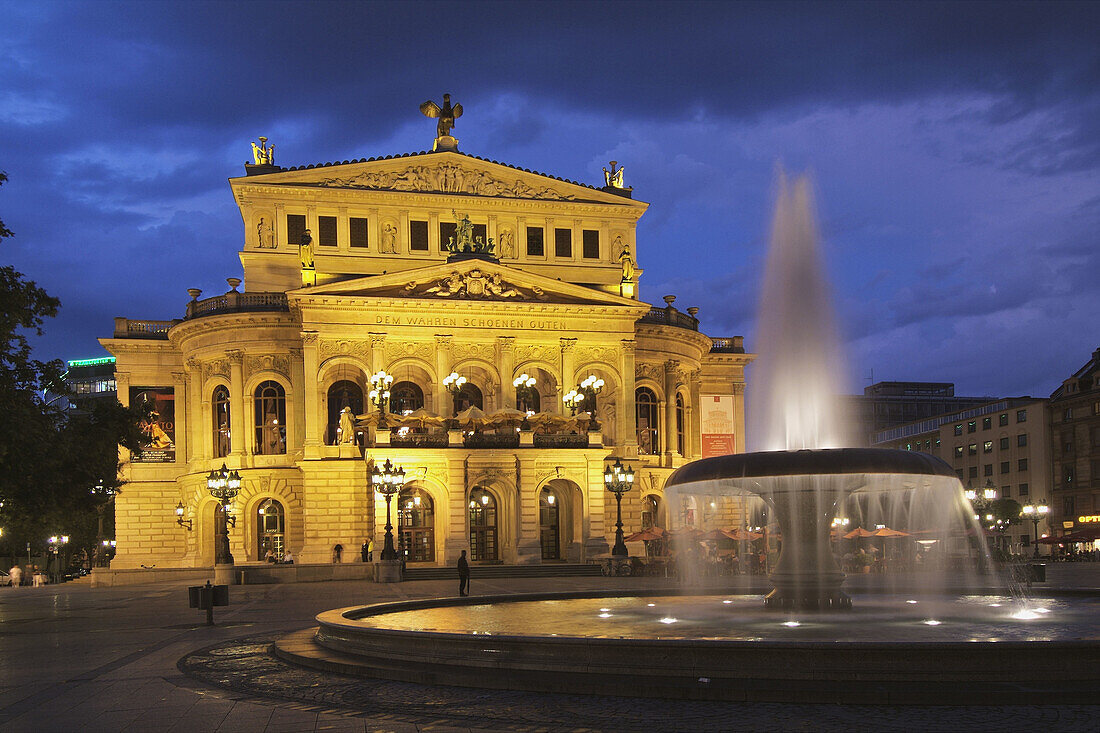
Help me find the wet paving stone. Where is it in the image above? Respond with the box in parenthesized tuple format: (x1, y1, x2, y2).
(178, 632, 1100, 732)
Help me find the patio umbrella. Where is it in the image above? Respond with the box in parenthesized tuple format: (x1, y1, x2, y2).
(455, 405, 493, 428)
(872, 528, 911, 537)
(354, 411, 385, 427)
(625, 527, 668, 542)
(527, 412, 573, 432)
(489, 407, 528, 428)
(724, 528, 764, 542)
(844, 527, 878, 539)
(393, 407, 446, 429)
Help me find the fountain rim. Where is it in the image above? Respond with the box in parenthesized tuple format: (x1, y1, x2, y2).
(665, 448, 957, 487)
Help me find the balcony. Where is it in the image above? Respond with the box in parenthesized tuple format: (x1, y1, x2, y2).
(186, 291, 289, 320)
(637, 306, 698, 331)
(112, 318, 180, 340)
(709, 336, 745, 353)
(368, 428, 593, 449)
(389, 431, 449, 449)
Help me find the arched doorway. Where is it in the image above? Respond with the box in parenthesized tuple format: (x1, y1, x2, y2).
(453, 383, 483, 415)
(254, 380, 287, 455)
(256, 498, 285, 560)
(539, 487, 560, 560)
(636, 387, 660, 454)
(391, 381, 425, 414)
(398, 486, 434, 562)
(642, 495, 662, 529)
(212, 385, 231, 458)
(326, 380, 363, 445)
(468, 487, 498, 561)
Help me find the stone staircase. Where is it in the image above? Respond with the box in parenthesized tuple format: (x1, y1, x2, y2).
(403, 562, 603, 581)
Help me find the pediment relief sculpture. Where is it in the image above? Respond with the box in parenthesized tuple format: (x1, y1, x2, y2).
(316, 163, 575, 200)
(404, 270, 548, 301)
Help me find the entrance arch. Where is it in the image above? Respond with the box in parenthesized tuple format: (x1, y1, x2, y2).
(398, 486, 435, 563)
(256, 498, 286, 561)
(468, 487, 498, 562)
(539, 487, 561, 560)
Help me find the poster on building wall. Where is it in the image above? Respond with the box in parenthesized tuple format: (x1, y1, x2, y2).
(701, 394, 736, 458)
(130, 387, 176, 462)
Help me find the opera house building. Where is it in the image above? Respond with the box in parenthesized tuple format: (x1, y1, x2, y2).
(101, 112, 751, 575)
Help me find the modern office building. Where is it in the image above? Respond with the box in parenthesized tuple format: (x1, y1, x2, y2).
(843, 381, 992, 446)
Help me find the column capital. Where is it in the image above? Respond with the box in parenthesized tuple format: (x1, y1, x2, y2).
(226, 349, 243, 365)
(620, 339, 636, 355)
(560, 338, 577, 353)
(300, 330, 320, 346)
(435, 334, 453, 347)
(171, 371, 187, 384)
(497, 335, 515, 351)
(369, 333, 387, 348)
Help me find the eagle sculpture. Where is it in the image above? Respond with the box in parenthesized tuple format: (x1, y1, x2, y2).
(419, 93, 463, 138)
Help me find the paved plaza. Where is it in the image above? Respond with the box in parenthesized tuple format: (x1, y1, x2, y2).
(1, 567, 1099, 732)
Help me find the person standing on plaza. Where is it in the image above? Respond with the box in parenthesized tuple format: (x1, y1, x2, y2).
(457, 550, 470, 596)
(9, 565, 22, 588)
(361, 539, 369, 563)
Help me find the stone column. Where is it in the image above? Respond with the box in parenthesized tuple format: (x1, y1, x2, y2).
(435, 334, 452, 416)
(560, 338, 576, 411)
(498, 336, 515, 409)
(171, 371, 187, 465)
(619, 340, 638, 457)
(186, 357, 204, 464)
(301, 332, 322, 459)
(227, 349, 247, 464)
(664, 360, 680, 460)
(288, 347, 305, 454)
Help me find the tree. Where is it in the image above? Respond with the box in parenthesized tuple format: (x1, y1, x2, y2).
(0, 172, 145, 569)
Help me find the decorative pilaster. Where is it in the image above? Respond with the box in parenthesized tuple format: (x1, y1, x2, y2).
(664, 359, 680, 460)
(226, 350, 246, 463)
(300, 332, 322, 458)
(288, 347, 304, 454)
(368, 333, 386, 373)
(435, 334, 453, 416)
(498, 336, 515, 409)
(171, 371, 187, 464)
(185, 357, 203, 463)
(619, 340, 638, 456)
(560, 338, 577, 408)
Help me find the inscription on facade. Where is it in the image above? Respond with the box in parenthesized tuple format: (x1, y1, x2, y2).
(374, 314, 567, 330)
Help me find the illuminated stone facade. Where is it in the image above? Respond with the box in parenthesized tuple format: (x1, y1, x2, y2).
(102, 137, 751, 570)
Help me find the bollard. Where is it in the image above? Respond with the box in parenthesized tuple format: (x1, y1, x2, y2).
(188, 580, 230, 625)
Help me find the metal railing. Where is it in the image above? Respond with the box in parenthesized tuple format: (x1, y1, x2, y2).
(637, 306, 698, 331)
(389, 431, 449, 448)
(709, 337, 745, 353)
(533, 433, 589, 448)
(464, 432, 521, 449)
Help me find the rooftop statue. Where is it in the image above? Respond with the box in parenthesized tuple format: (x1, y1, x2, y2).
(251, 136, 275, 165)
(420, 93, 463, 140)
(603, 160, 625, 189)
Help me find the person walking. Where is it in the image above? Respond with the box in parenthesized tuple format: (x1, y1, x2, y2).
(457, 550, 470, 596)
(9, 565, 22, 588)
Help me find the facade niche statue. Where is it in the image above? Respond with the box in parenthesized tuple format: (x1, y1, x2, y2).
(256, 217, 275, 248)
(498, 226, 514, 258)
(380, 223, 398, 254)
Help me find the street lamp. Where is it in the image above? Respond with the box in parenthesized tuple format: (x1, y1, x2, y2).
(513, 373, 536, 412)
(603, 459, 635, 557)
(369, 370, 394, 427)
(175, 501, 193, 531)
(90, 481, 119, 567)
(371, 458, 406, 561)
(443, 371, 467, 416)
(206, 464, 241, 566)
(1021, 501, 1050, 558)
(47, 535, 69, 583)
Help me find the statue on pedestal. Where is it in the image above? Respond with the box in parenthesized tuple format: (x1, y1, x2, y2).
(339, 406, 356, 444)
(251, 136, 275, 165)
(603, 160, 626, 189)
(420, 94, 462, 150)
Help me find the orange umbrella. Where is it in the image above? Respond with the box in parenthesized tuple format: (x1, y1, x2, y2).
(625, 527, 668, 542)
(873, 527, 910, 537)
(844, 527, 877, 539)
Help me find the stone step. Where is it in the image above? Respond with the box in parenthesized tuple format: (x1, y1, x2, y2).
(403, 563, 603, 581)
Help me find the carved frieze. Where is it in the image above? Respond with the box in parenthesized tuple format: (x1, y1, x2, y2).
(316, 163, 576, 201)
(404, 269, 548, 301)
(575, 345, 620, 367)
(246, 354, 290, 379)
(635, 362, 661, 382)
(202, 359, 231, 383)
(318, 339, 371, 361)
(451, 342, 496, 364)
(384, 340, 436, 363)
(512, 343, 558, 366)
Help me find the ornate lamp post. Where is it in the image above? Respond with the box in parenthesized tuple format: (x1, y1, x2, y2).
(513, 373, 536, 412)
(206, 463, 241, 566)
(90, 481, 119, 567)
(1021, 501, 1050, 558)
(443, 371, 467, 416)
(371, 458, 406, 561)
(175, 501, 193, 531)
(47, 535, 69, 583)
(578, 374, 604, 430)
(562, 388, 585, 416)
(603, 459, 635, 557)
(369, 370, 393, 427)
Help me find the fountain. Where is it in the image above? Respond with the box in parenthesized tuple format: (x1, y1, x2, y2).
(276, 171, 1100, 703)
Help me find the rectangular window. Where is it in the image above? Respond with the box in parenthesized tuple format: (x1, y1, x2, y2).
(983, 464, 993, 477)
(554, 228, 572, 258)
(318, 216, 337, 247)
(409, 220, 429, 251)
(983, 440, 993, 453)
(286, 214, 306, 246)
(1063, 495, 1074, 516)
(526, 226, 544, 256)
(999, 437, 1009, 450)
(999, 413, 1008, 427)
(1018, 458, 1029, 472)
(473, 223, 487, 246)
(968, 466, 978, 479)
(953, 424, 963, 436)
(349, 217, 369, 248)
(582, 229, 600, 259)
(440, 222, 457, 251)
(1062, 431, 1074, 453)
(1016, 409, 1027, 423)
(1017, 434, 1028, 447)
(1001, 485, 1011, 497)
(955, 469, 964, 480)
(1063, 408, 1073, 421)
(1063, 464, 1075, 485)
(967, 421, 976, 433)
(1092, 427, 1100, 448)
(1018, 483, 1029, 497)
(1000, 461, 1010, 474)
(968, 444, 977, 456)
(954, 446, 964, 458)
(982, 417, 991, 430)
(1093, 401, 1100, 415)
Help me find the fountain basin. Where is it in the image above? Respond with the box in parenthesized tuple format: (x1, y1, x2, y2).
(276, 590, 1100, 704)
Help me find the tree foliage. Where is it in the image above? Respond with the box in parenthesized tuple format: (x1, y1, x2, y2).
(0, 172, 145, 564)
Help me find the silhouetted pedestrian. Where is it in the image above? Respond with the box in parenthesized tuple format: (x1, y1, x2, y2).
(457, 550, 470, 596)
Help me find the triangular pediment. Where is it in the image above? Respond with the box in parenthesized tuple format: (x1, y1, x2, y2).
(291, 257, 648, 309)
(232, 151, 645, 205)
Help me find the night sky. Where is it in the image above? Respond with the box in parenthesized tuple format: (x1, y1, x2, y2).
(2, 1, 1098, 399)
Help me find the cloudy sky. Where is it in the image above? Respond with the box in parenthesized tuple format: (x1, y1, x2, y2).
(2, 0, 1098, 398)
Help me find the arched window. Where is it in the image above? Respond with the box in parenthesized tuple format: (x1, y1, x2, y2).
(515, 382, 541, 413)
(468, 488, 498, 561)
(254, 380, 287, 455)
(256, 498, 285, 560)
(453, 382, 483, 416)
(327, 380, 363, 445)
(212, 385, 231, 458)
(642, 495, 660, 529)
(539, 488, 560, 560)
(636, 387, 659, 455)
(390, 381, 425, 414)
(675, 393, 686, 456)
(398, 487, 434, 562)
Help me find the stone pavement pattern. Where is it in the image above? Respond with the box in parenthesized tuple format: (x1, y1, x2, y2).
(1, 572, 1099, 732)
